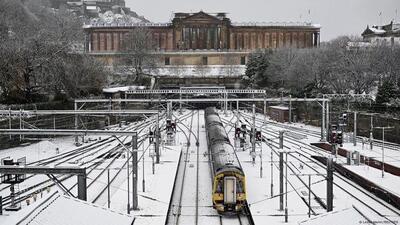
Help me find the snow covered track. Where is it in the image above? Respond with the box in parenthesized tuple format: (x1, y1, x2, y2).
(0, 115, 159, 209)
(166, 110, 255, 225)
(228, 110, 400, 224)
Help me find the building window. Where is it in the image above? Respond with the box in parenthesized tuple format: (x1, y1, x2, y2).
(165, 57, 170, 65)
(240, 56, 246, 65)
(202, 56, 208, 65)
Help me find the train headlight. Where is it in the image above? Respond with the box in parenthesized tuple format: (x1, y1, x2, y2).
(216, 204, 224, 212)
(235, 204, 242, 211)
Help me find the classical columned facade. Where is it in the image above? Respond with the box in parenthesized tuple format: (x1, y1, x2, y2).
(83, 11, 321, 66)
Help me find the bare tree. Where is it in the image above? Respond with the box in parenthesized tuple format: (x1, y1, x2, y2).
(0, 0, 106, 103)
(118, 27, 156, 84)
(223, 53, 239, 77)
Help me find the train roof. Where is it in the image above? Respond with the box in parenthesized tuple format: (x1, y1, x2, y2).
(205, 108, 243, 175)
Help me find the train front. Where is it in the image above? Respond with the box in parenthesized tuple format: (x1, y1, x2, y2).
(212, 164, 246, 214)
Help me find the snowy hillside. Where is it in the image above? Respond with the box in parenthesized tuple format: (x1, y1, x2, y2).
(90, 10, 148, 25)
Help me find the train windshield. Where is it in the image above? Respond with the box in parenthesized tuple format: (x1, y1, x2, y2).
(236, 180, 244, 193)
(216, 179, 223, 193)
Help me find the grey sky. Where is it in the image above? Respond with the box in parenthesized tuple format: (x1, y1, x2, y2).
(126, 0, 400, 41)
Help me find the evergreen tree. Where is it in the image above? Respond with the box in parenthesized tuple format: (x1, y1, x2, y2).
(243, 49, 273, 88)
(376, 81, 400, 104)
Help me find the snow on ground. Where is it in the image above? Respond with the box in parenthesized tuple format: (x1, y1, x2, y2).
(253, 111, 400, 168)
(0, 136, 108, 164)
(0, 114, 182, 225)
(0, 191, 134, 225)
(221, 111, 400, 225)
(344, 164, 400, 197)
(0, 137, 74, 163)
(340, 142, 400, 168)
(298, 207, 367, 225)
(1, 109, 399, 225)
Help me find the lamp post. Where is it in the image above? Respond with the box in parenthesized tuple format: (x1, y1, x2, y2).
(373, 126, 394, 178)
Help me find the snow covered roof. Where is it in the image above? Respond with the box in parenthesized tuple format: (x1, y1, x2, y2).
(232, 21, 321, 28)
(103, 85, 147, 93)
(298, 207, 367, 225)
(146, 65, 246, 78)
(369, 27, 386, 34)
(2, 193, 134, 225)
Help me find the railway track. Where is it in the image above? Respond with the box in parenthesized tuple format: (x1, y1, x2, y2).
(165, 109, 254, 225)
(165, 110, 195, 225)
(232, 112, 400, 224)
(0, 113, 161, 208)
(241, 112, 400, 169)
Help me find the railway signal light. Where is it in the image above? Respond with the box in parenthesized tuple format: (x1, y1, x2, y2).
(337, 132, 343, 144)
(149, 130, 154, 144)
(331, 132, 337, 144)
(256, 131, 262, 142)
(235, 127, 241, 137)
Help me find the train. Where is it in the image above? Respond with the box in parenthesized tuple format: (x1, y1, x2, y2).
(204, 107, 247, 214)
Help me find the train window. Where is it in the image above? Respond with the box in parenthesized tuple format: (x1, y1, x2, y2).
(216, 179, 223, 193)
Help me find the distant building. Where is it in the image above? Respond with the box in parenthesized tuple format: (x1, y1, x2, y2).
(357, 21, 400, 47)
(83, 11, 321, 66)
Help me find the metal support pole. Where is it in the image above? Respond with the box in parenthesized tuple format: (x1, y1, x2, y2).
(353, 112, 357, 146)
(74, 102, 79, 145)
(260, 145, 263, 178)
(279, 152, 284, 211)
(308, 175, 311, 218)
(370, 116, 373, 150)
(271, 147, 274, 197)
(152, 155, 155, 174)
(279, 131, 284, 149)
(8, 108, 11, 140)
(108, 98, 112, 111)
(263, 97, 267, 116)
(19, 109, 22, 141)
(321, 100, 326, 142)
(107, 169, 110, 208)
(382, 128, 385, 178)
(326, 100, 329, 138)
(327, 157, 333, 212)
(252, 104, 256, 163)
(289, 95, 292, 124)
(142, 141, 145, 192)
(132, 135, 138, 210)
(285, 153, 288, 223)
(126, 144, 130, 214)
(236, 100, 239, 111)
(77, 172, 87, 201)
(179, 93, 182, 114)
(224, 93, 228, 116)
(0, 196, 2, 215)
(156, 112, 160, 164)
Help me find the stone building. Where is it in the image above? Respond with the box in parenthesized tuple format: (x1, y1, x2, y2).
(361, 21, 400, 46)
(84, 11, 321, 66)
